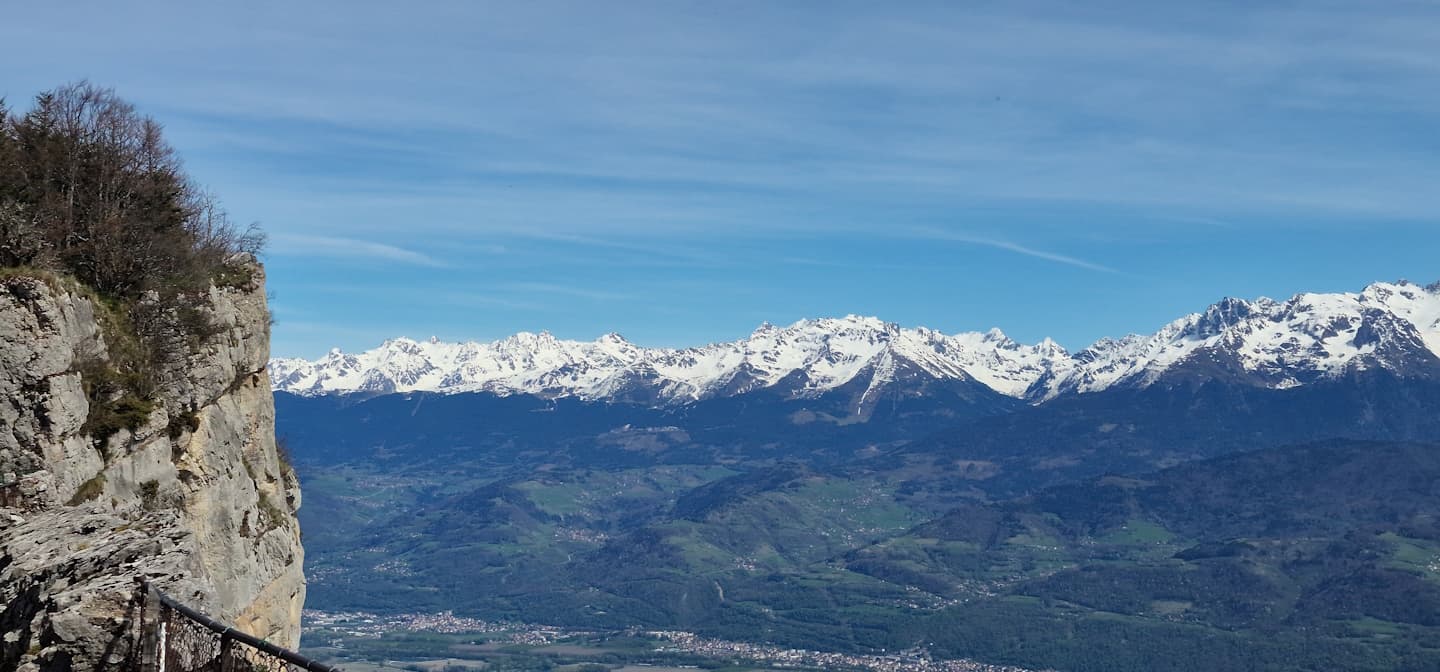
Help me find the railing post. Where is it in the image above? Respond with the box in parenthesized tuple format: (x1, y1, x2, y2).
(157, 621, 168, 672)
(137, 581, 161, 672)
(219, 632, 236, 672)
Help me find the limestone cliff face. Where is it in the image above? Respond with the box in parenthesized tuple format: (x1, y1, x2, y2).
(0, 261, 304, 671)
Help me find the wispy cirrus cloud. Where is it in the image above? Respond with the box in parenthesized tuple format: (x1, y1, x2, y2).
(268, 234, 448, 267)
(504, 282, 634, 302)
(907, 228, 1118, 274)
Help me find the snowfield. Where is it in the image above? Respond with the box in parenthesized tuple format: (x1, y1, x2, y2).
(270, 281, 1440, 404)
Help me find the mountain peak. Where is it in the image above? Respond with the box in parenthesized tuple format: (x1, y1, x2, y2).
(794, 314, 893, 332)
(1035, 337, 1066, 355)
(1035, 279, 1440, 398)
(270, 280, 1440, 404)
(271, 315, 1068, 401)
(1193, 297, 1256, 338)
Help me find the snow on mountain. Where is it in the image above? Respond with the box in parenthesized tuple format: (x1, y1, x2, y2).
(1033, 280, 1440, 399)
(269, 315, 1068, 402)
(269, 281, 1440, 404)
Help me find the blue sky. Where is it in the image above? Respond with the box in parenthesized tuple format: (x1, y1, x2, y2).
(3, 1, 1438, 358)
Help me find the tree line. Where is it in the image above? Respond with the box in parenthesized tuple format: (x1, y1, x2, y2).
(0, 81, 261, 299)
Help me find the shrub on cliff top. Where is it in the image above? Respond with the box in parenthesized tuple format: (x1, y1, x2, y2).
(0, 82, 263, 299)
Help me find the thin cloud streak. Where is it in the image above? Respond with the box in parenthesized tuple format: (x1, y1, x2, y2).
(505, 282, 634, 302)
(277, 282, 549, 311)
(269, 234, 448, 267)
(908, 228, 1119, 274)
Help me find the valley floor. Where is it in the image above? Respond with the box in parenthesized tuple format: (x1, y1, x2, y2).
(301, 610, 1044, 672)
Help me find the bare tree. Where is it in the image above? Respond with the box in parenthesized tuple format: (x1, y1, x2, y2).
(0, 81, 263, 298)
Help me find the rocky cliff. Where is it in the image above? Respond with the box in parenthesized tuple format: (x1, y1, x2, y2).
(0, 260, 303, 671)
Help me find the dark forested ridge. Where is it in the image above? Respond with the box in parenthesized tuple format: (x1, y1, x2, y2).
(884, 369, 1440, 499)
(872, 440, 1440, 670)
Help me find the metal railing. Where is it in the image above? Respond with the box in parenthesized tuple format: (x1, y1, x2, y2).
(143, 582, 340, 672)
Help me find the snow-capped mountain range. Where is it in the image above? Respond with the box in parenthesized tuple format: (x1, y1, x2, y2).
(270, 281, 1440, 404)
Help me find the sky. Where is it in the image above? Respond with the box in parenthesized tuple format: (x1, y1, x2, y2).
(3, 1, 1439, 358)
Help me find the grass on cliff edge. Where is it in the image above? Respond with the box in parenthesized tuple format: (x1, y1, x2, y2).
(1, 269, 157, 449)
